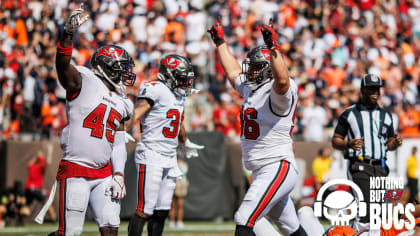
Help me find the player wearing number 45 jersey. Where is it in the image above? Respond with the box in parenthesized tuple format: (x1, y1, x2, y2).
(37, 5, 135, 236)
(208, 18, 307, 236)
(126, 54, 204, 236)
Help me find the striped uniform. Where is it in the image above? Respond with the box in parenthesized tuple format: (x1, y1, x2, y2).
(334, 103, 395, 161)
(134, 80, 185, 215)
(233, 77, 300, 234)
(57, 66, 133, 236)
(334, 103, 395, 228)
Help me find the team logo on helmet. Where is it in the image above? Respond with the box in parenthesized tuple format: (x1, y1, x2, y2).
(90, 45, 136, 93)
(158, 54, 195, 97)
(260, 49, 270, 60)
(241, 45, 273, 91)
(97, 46, 124, 58)
(162, 56, 181, 69)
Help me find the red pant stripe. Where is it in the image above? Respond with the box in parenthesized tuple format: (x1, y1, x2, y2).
(246, 160, 290, 227)
(58, 179, 66, 235)
(136, 164, 146, 212)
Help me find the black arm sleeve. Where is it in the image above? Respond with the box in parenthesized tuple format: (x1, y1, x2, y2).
(334, 111, 349, 137)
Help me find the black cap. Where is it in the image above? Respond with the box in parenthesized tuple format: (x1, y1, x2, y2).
(361, 74, 384, 87)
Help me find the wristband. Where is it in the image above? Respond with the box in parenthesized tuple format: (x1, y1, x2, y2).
(57, 42, 73, 56)
(347, 141, 351, 148)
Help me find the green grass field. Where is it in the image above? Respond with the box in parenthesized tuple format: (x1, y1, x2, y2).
(0, 221, 236, 235)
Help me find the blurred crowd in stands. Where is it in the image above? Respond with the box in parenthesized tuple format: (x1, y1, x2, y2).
(0, 0, 419, 142)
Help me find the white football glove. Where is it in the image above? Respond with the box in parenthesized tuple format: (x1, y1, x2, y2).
(124, 132, 135, 143)
(184, 138, 204, 158)
(105, 174, 126, 199)
(64, 4, 89, 35)
(190, 88, 201, 94)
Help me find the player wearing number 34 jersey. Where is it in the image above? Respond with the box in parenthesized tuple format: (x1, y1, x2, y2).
(126, 54, 204, 236)
(208, 18, 306, 236)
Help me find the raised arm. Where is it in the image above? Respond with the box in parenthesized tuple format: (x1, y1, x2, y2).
(125, 98, 152, 132)
(56, 5, 89, 94)
(261, 19, 290, 95)
(208, 18, 242, 87)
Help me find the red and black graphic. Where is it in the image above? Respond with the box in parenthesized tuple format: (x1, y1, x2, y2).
(97, 46, 124, 58)
(161, 56, 181, 69)
(260, 49, 271, 60)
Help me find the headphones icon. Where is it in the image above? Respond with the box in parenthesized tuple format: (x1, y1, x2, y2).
(313, 179, 366, 218)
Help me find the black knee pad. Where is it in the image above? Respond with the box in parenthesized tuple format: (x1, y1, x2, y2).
(128, 214, 148, 236)
(147, 210, 169, 236)
(235, 225, 254, 236)
(290, 225, 307, 236)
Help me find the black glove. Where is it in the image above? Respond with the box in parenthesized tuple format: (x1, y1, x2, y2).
(261, 18, 280, 50)
(207, 17, 225, 46)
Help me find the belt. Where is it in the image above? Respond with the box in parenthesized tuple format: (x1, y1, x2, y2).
(356, 158, 382, 165)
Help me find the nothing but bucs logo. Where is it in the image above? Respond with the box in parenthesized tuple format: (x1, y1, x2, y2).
(314, 179, 367, 226)
(97, 46, 124, 58)
(162, 56, 181, 69)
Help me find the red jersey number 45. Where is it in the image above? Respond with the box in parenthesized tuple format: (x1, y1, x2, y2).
(83, 103, 122, 143)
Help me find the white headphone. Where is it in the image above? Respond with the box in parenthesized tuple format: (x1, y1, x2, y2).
(313, 179, 367, 217)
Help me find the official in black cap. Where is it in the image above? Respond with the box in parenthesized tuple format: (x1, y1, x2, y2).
(331, 74, 403, 232)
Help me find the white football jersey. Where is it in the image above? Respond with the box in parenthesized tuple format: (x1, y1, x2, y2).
(61, 66, 134, 169)
(135, 80, 185, 160)
(235, 77, 298, 171)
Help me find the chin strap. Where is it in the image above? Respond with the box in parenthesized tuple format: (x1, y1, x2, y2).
(95, 65, 125, 94)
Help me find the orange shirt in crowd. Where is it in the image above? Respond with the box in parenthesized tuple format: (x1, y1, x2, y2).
(322, 67, 347, 89)
(3, 119, 20, 139)
(15, 18, 28, 46)
(41, 104, 55, 126)
(281, 5, 296, 28)
(399, 109, 420, 138)
(164, 20, 184, 43)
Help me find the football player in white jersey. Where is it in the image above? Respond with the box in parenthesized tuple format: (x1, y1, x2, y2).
(47, 5, 135, 236)
(126, 54, 204, 236)
(208, 19, 307, 236)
